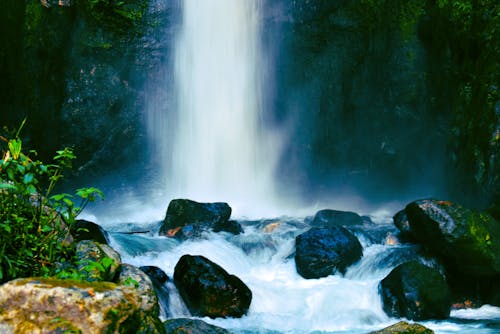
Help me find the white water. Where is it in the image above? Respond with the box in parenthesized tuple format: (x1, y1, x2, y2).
(151, 0, 282, 216)
(108, 220, 500, 334)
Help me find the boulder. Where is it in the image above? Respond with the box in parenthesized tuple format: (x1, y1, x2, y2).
(405, 199, 500, 276)
(139, 266, 171, 317)
(159, 199, 232, 239)
(75, 240, 121, 282)
(70, 219, 110, 245)
(0, 277, 165, 333)
(294, 227, 363, 279)
(140, 266, 170, 286)
(164, 318, 231, 334)
(310, 209, 364, 227)
(117, 264, 160, 314)
(393, 209, 413, 241)
(369, 321, 434, 334)
(213, 219, 244, 235)
(173, 254, 252, 318)
(379, 261, 451, 320)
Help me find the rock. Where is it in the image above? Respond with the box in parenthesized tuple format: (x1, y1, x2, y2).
(75, 240, 121, 282)
(70, 219, 110, 244)
(0, 277, 165, 334)
(164, 318, 231, 334)
(369, 321, 434, 334)
(379, 261, 451, 320)
(40, 0, 72, 7)
(405, 199, 500, 276)
(393, 209, 413, 241)
(159, 199, 232, 239)
(140, 266, 170, 286)
(310, 209, 364, 227)
(117, 264, 159, 313)
(173, 255, 252, 318)
(213, 219, 244, 235)
(294, 227, 363, 279)
(139, 266, 171, 317)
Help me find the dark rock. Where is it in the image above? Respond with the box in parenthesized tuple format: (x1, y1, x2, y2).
(379, 261, 451, 320)
(405, 199, 500, 276)
(294, 227, 363, 279)
(164, 318, 231, 334)
(139, 266, 171, 319)
(71, 219, 110, 244)
(159, 199, 232, 239)
(310, 209, 364, 227)
(393, 209, 413, 241)
(369, 321, 434, 334)
(173, 255, 252, 318)
(213, 219, 244, 235)
(140, 266, 170, 286)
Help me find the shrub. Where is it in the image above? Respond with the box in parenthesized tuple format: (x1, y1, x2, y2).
(0, 120, 103, 283)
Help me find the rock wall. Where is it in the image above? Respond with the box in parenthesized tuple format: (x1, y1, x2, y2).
(0, 0, 497, 208)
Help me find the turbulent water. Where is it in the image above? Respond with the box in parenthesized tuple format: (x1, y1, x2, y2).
(105, 217, 500, 334)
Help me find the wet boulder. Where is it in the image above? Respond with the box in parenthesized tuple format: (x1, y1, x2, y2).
(159, 199, 232, 239)
(310, 209, 364, 228)
(379, 261, 451, 320)
(405, 199, 500, 276)
(393, 209, 413, 241)
(173, 254, 252, 318)
(213, 219, 244, 235)
(140, 266, 171, 317)
(140, 265, 170, 286)
(70, 219, 110, 245)
(294, 227, 363, 279)
(369, 321, 434, 334)
(164, 318, 231, 334)
(0, 277, 165, 334)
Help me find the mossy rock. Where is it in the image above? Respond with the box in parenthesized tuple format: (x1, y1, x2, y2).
(0, 277, 164, 333)
(405, 199, 500, 276)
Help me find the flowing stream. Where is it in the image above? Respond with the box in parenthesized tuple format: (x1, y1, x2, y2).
(106, 218, 500, 334)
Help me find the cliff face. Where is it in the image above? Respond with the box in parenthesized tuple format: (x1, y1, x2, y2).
(1, 0, 497, 208)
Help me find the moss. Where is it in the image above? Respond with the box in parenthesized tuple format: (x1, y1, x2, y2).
(16, 277, 118, 292)
(468, 212, 495, 248)
(79, 0, 148, 34)
(24, 0, 44, 47)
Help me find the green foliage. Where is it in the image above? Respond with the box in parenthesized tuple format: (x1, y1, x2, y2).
(82, 0, 147, 31)
(351, 0, 425, 38)
(56, 257, 115, 282)
(122, 276, 140, 288)
(0, 122, 103, 283)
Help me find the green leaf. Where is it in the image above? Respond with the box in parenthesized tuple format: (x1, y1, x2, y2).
(23, 173, 34, 184)
(8, 139, 22, 159)
(101, 257, 115, 270)
(76, 187, 104, 201)
(51, 193, 73, 201)
(26, 184, 37, 195)
(41, 225, 52, 233)
(0, 183, 16, 190)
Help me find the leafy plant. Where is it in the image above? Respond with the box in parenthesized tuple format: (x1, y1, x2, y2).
(0, 121, 103, 283)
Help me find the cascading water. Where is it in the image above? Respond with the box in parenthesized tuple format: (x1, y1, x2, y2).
(152, 0, 281, 216)
(108, 219, 500, 334)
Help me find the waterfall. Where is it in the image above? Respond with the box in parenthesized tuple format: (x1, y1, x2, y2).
(150, 0, 281, 216)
